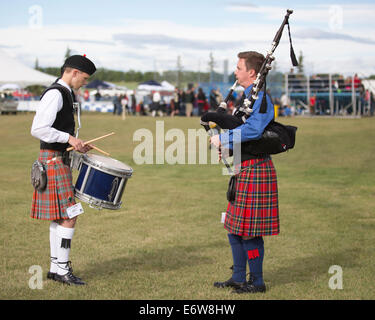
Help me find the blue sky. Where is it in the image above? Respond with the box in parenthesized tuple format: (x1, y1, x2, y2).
(1, 0, 374, 76)
(1, 0, 371, 27)
(1, 0, 371, 30)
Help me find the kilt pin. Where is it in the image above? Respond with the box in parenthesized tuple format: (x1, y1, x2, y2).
(30, 150, 76, 220)
(224, 158, 280, 237)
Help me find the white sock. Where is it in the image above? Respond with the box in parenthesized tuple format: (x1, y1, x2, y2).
(56, 225, 75, 276)
(49, 222, 58, 273)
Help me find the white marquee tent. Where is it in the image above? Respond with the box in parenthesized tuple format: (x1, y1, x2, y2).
(362, 80, 375, 95)
(0, 50, 56, 87)
(137, 80, 175, 92)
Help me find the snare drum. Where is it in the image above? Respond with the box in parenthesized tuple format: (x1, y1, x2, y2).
(74, 154, 133, 210)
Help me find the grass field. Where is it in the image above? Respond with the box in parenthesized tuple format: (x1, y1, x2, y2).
(1, 112, 375, 300)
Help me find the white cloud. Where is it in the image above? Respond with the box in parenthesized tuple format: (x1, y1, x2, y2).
(226, 3, 375, 27)
(294, 28, 375, 45)
(0, 3, 374, 77)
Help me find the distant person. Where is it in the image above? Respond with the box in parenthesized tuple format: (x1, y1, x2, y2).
(152, 91, 162, 117)
(170, 99, 177, 117)
(94, 90, 101, 101)
(197, 87, 207, 115)
(209, 89, 218, 110)
(353, 74, 361, 89)
(185, 87, 195, 117)
(30, 54, 96, 286)
(120, 94, 128, 117)
(179, 89, 186, 116)
(280, 92, 290, 116)
(83, 89, 89, 101)
(215, 89, 223, 106)
(344, 77, 352, 91)
(135, 100, 142, 116)
(130, 93, 136, 115)
(174, 88, 180, 113)
(143, 94, 152, 114)
(113, 94, 121, 115)
(309, 94, 316, 116)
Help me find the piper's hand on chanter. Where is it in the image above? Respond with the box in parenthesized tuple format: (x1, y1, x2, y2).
(68, 135, 93, 153)
(210, 134, 221, 149)
(210, 134, 222, 161)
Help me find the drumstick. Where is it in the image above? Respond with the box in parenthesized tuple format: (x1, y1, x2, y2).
(90, 145, 110, 156)
(82, 132, 115, 145)
(66, 132, 115, 152)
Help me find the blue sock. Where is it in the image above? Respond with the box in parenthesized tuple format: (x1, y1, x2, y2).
(227, 234, 247, 283)
(242, 237, 265, 286)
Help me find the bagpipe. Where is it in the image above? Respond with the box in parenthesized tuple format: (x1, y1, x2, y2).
(201, 9, 298, 157)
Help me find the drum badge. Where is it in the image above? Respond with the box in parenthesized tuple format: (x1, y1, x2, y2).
(108, 177, 119, 202)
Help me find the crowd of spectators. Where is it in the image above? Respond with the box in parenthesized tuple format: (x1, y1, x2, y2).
(284, 73, 375, 116)
(108, 86, 240, 117)
(2, 74, 374, 117)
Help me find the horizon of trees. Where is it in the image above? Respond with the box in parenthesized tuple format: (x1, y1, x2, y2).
(35, 65, 239, 86)
(34, 47, 375, 86)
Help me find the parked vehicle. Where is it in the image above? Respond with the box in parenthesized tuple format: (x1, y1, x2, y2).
(0, 96, 18, 114)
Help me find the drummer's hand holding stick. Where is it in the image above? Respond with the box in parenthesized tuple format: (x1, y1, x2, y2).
(68, 135, 93, 154)
(67, 132, 115, 151)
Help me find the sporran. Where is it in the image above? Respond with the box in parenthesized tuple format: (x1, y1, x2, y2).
(31, 160, 47, 191)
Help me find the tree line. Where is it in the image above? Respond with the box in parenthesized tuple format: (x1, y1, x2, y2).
(34, 48, 375, 86)
(34, 48, 236, 86)
(35, 66, 235, 86)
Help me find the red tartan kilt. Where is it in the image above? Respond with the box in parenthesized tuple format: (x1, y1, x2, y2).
(30, 150, 76, 220)
(224, 158, 280, 237)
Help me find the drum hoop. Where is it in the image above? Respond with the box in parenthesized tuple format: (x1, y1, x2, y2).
(81, 156, 133, 178)
(75, 191, 122, 210)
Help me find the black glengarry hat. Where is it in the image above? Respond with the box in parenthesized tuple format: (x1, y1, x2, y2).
(62, 54, 96, 75)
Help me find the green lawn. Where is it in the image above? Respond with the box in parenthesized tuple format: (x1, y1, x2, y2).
(1, 113, 374, 300)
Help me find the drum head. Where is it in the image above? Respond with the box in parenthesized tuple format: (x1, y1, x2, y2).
(82, 154, 133, 176)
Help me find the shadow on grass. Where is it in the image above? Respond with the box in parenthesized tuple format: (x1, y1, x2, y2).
(82, 242, 221, 280)
(266, 248, 360, 289)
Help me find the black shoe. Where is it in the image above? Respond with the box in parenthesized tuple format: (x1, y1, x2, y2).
(214, 277, 246, 289)
(66, 261, 82, 281)
(214, 265, 248, 289)
(55, 271, 86, 286)
(57, 261, 82, 282)
(247, 273, 255, 285)
(48, 267, 81, 282)
(47, 272, 56, 281)
(233, 283, 266, 294)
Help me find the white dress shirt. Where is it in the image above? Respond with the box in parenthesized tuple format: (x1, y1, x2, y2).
(31, 79, 73, 144)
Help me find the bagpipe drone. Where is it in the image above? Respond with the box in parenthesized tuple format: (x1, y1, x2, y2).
(201, 9, 298, 157)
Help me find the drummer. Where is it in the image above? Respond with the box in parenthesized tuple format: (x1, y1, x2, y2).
(30, 54, 96, 285)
